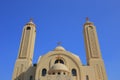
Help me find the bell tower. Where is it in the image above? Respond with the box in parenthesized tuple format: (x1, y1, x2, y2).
(12, 19, 36, 80)
(84, 18, 102, 62)
(18, 19, 36, 61)
(83, 18, 107, 80)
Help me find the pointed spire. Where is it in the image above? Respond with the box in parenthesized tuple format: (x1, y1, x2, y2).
(30, 18, 33, 22)
(26, 18, 35, 25)
(86, 17, 89, 22)
(57, 42, 62, 46)
(86, 17, 91, 23)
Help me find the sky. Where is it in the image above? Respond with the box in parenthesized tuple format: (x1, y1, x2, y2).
(0, 0, 120, 80)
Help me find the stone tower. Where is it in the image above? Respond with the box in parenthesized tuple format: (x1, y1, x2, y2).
(83, 18, 107, 80)
(12, 19, 36, 80)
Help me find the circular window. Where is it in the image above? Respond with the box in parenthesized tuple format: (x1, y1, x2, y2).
(58, 72, 60, 75)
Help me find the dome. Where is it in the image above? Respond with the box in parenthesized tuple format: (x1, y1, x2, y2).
(54, 46, 66, 51)
(49, 63, 69, 72)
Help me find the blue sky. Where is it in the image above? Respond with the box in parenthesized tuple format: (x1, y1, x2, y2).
(0, 0, 120, 80)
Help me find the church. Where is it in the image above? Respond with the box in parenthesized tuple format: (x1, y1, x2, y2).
(12, 19, 107, 80)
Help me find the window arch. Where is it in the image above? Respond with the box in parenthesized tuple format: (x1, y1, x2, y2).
(89, 26, 93, 29)
(55, 59, 64, 64)
(86, 75, 89, 80)
(42, 68, 47, 76)
(72, 69, 77, 76)
(30, 75, 33, 80)
(26, 27, 31, 30)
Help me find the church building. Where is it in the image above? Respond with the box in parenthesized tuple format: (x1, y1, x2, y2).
(12, 19, 107, 80)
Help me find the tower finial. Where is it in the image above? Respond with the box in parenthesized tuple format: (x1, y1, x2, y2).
(86, 17, 89, 22)
(30, 18, 33, 22)
(84, 17, 93, 26)
(57, 42, 62, 46)
(26, 18, 35, 25)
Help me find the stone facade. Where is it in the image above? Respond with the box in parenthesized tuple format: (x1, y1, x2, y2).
(12, 19, 107, 80)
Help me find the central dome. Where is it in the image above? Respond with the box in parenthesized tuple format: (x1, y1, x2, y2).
(54, 46, 66, 51)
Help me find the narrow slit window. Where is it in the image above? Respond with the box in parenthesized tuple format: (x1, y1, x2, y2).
(30, 75, 33, 80)
(72, 69, 77, 76)
(86, 75, 89, 80)
(42, 68, 47, 76)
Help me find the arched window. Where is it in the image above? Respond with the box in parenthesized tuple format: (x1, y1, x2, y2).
(72, 69, 77, 76)
(26, 27, 31, 30)
(86, 75, 89, 80)
(30, 75, 33, 80)
(55, 59, 64, 64)
(42, 68, 47, 76)
(89, 26, 93, 29)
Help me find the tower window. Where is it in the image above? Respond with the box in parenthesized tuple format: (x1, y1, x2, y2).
(89, 26, 93, 29)
(86, 75, 89, 80)
(42, 68, 47, 76)
(30, 75, 33, 80)
(72, 69, 77, 76)
(55, 59, 64, 64)
(26, 27, 31, 30)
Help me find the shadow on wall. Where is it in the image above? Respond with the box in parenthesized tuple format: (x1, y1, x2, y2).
(14, 65, 37, 80)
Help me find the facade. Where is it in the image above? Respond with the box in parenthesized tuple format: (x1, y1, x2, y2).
(12, 19, 107, 80)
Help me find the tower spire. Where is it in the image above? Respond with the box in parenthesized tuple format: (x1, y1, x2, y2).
(86, 17, 89, 22)
(57, 42, 62, 46)
(84, 17, 93, 26)
(26, 18, 35, 25)
(30, 18, 33, 22)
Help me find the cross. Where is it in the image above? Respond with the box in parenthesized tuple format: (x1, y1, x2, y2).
(57, 42, 62, 46)
(86, 17, 89, 22)
(30, 18, 33, 22)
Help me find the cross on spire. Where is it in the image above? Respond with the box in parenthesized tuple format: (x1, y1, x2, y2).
(30, 18, 33, 22)
(57, 42, 62, 46)
(86, 17, 89, 22)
